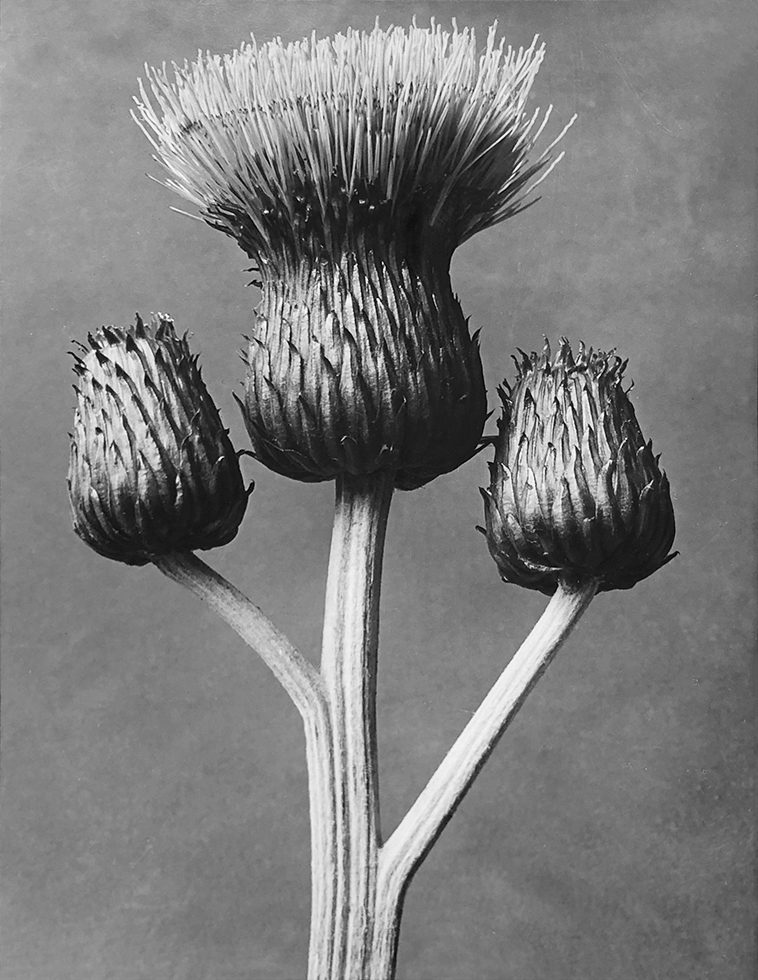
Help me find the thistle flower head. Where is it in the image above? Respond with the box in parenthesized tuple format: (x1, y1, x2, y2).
(133, 23, 572, 490)
(68, 314, 251, 565)
(133, 21, 571, 269)
(481, 339, 677, 594)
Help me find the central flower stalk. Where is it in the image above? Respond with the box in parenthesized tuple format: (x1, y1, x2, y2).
(133, 22, 573, 488)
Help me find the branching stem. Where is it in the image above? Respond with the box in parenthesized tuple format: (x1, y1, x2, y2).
(371, 575, 599, 978)
(155, 547, 596, 980)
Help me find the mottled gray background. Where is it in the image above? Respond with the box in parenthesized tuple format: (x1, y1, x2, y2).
(1, 1, 755, 978)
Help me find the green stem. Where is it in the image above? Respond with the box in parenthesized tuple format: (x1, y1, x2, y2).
(371, 575, 599, 978)
(319, 472, 394, 979)
(153, 552, 337, 980)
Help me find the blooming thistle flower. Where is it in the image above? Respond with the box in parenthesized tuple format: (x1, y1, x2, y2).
(68, 314, 251, 565)
(132, 22, 573, 489)
(481, 340, 677, 594)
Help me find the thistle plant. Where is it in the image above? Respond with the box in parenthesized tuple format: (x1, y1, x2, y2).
(68, 21, 675, 980)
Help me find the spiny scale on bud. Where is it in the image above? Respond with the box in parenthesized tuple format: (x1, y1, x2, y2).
(68, 314, 251, 565)
(481, 339, 677, 594)
(133, 23, 573, 489)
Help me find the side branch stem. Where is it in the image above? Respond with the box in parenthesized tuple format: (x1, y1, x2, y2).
(372, 575, 598, 977)
(154, 551, 322, 713)
(153, 552, 336, 980)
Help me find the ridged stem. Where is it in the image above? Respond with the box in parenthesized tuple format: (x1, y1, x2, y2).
(320, 472, 394, 979)
(153, 552, 337, 980)
(370, 575, 599, 978)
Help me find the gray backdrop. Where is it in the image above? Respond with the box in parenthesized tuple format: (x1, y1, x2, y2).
(2, 1, 755, 978)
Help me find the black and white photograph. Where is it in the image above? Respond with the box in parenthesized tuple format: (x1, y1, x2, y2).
(1, 1, 755, 978)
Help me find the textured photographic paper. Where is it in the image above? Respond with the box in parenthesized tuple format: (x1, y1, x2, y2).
(1, 2, 755, 978)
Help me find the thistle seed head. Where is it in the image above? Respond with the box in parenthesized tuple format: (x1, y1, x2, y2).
(68, 314, 251, 565)
(133, 21, 572, 269)
(133, 23, 572, 489)
(481, 339, 677, 594)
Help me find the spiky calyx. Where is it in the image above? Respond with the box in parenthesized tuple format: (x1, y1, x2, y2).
(239, 243, 486, 489)
(481, 339, 677, 594)
(68, 314, 251, 565)
(134, 23, 572, 488)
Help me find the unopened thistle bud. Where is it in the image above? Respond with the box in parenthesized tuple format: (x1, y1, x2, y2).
(481, 340, 676, 594)
(133, 23, 573, 489)
(68, 314, 251, 565)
